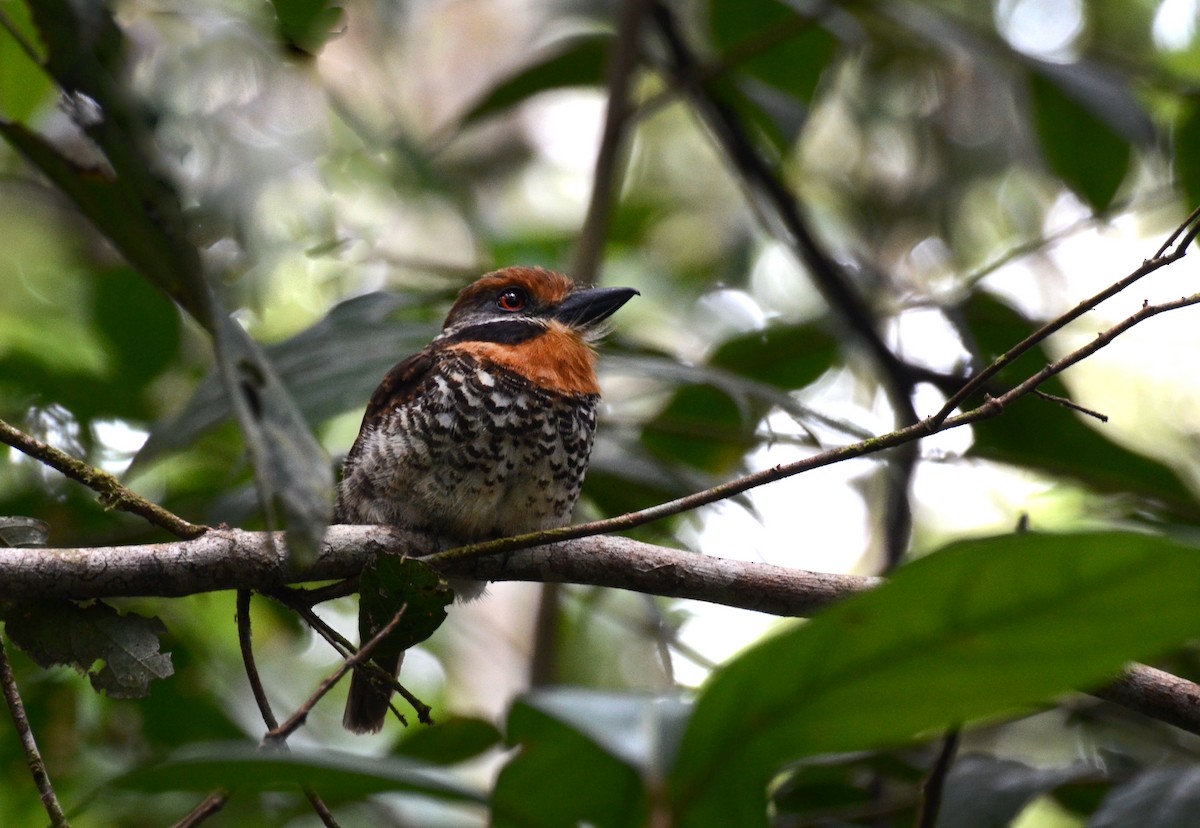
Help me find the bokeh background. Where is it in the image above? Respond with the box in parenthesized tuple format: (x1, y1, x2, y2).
(5, 0, 1200, 824)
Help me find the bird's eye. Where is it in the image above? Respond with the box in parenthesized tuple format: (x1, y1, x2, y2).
(497, 288, 527, 312)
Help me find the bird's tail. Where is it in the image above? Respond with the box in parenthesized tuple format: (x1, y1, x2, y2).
(343, 651, 404, 734)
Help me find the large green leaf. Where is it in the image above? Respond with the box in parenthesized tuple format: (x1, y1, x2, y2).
(394, 716, 502, 765)
(0, 1, 53, 122)
(936, 754, 1097, 828)
(493, 692, 660, 828)
(639, 322, 837, 472)
(134, 291, 440, 466)
(710, 322, 838, 389)
(971, 393, 1200, 522)
(3, 600, 173, 699)
(670, 531, 1200, 826)
(1029, 69, 1133, 212)
(707, 0, 835, 152)
(710, 0, 836, 105)
(642, 383, 755, 473)
(461, 35, 610, 126)
(115, 742, 485, 804)
(1174, 98, 1200, 210)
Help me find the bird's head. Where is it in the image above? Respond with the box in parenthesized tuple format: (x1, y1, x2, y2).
(439, 267, 638, 343)
(437, 267, 638, 395)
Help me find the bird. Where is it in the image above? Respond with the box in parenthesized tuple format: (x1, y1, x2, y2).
(335, 266, 638, 733)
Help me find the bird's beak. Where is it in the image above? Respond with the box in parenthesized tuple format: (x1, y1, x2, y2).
(553, 286, 639, 328)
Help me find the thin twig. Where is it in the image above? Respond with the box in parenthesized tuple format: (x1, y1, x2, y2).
(572, 0, 650, 283)
(933, 208, 1200, 423)
(172, 792, 228, 828)
(263, 606, 408, 745)
(0, 634, 70, 827)
(916, 729, 960, 828)
(272, 580, 359, 608)
(237, 590, 279, 729)
(950, 187, 1181, 295)
(267, 589, 424, 725)
(269, 590, 358, 654)
(0, 417, 206, 539)
(645, 3, 914, 397)
(236, 592, 340, 826)
(1032, 390, 1109, 422)
(302, 791, 343, 828)
(1154, 202, 1200, 258)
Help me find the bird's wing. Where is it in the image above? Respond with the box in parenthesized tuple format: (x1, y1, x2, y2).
(361, 349, 435, 424)
(335, 349, 436, 523)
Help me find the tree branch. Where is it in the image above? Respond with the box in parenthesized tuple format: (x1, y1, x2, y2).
(3, 528, 1200, 741)
(933, 204, 1200, 422)
(0, 417, 206, 539)
(0, 634, 69, 828)
(262, 606, 408, 746)
(0, 526, 878, 612)
(571, 0, 649, 283)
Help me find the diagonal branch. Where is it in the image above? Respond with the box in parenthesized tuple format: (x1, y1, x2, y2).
(262, 606, 408, 746)
(933, 205, 1200, 422)
(0, 634, 69, 828)
(0, 417, 206, 539)
(646, 2, 920, 568)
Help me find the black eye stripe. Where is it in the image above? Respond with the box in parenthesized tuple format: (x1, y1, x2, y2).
(442, 319, 544, 344)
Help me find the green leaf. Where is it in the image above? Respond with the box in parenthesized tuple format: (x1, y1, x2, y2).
(93, 267, 182, 391)
(462, 35, 610, 126)
(520, 688, 690, 778)
(971, 393, 1200, 522)
(114, 742, 485, 804)
(936, 754, 1096, 828)
(710, 323, 838, 390)
(958, 292, 1050, 389)
(771, 751, 925, 825)
(710, 1, 835, 105)
(638, 323, 835, 473)
(133, 291, 440, 466)
(1029, 70, 1132, 212)
(4, 601, 173, 699)
(0, 1, 53, 122)
(269, 0, 345, 56)
(707, 0, 835, 151)
(211, 314, 334, 567)
(493, 692, 652, 828)
(358, 555, 453, 664)
(642, 383, 754, 473)
(394, 717, 502, 765)
(1174, 98, 1200, 210)
(670, 531, 1200, 827)
(1089, 766, 1200, 828)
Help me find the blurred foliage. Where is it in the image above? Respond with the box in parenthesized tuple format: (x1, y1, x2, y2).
(2, 0, 1200, 825)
